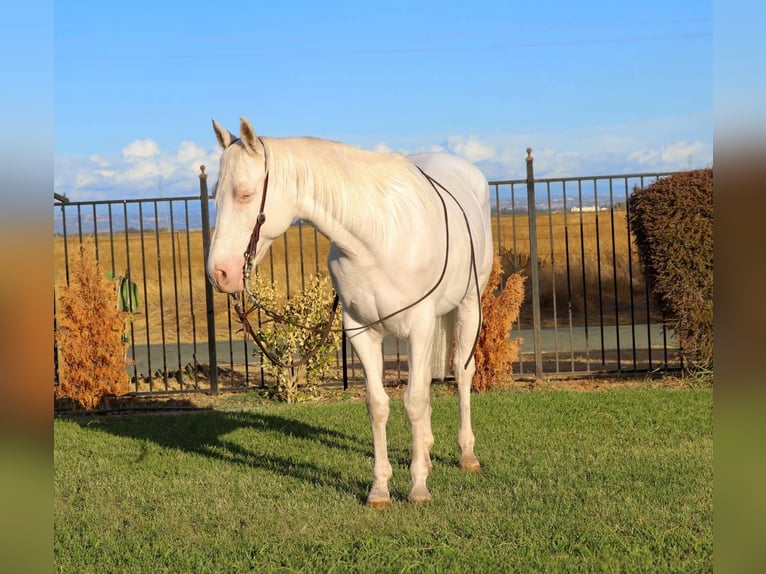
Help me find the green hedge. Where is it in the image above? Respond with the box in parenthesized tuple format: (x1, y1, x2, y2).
(628, 169, 713, 370)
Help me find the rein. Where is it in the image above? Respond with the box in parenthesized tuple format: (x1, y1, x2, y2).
(235, 291, 341, 370)
(230, 138, 481, 370)
(416, 167, 483, 369)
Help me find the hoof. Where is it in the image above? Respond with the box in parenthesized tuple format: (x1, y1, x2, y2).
(366, 497, 391, 509)
(366, 487, 391, 508)
(408, 486, 432, 504)
(458, 454, 482, 472)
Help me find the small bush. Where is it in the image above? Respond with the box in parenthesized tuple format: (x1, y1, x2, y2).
(473, 257, 525, 391)
(628, 169, 713, 370)
(56, 246, 131, 409)
(245, 274, 342, 403)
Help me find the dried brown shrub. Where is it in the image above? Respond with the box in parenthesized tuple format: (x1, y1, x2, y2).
(56, 246, 130, 409)
(472, 257, 525, 391)
(628, 169, 713, 370)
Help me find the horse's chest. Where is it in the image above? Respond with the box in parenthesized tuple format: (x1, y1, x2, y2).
(327, 252, 412, 325)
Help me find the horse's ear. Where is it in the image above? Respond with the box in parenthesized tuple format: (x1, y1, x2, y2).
(212, 119, 235, 149)
(239, 117, 263, 156)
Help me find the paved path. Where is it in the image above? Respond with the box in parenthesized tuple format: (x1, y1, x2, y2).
(128, 323, 677, 377)
(515, 322, 675, 355)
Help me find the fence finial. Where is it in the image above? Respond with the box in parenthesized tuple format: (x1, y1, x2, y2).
(526, 148, 533, 161)
(199, 165, 206, 174)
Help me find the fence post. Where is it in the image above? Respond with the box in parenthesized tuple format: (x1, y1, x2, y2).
(341, 331, 348, 391)
(525, 149, 544, 381)
(199, 165, 219, 395)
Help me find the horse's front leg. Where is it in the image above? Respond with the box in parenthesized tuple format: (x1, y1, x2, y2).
(347, 325, 391, 507)
(404, 315, 436, 503)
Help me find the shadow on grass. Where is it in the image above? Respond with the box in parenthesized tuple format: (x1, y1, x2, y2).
(65, 405, 381, 503)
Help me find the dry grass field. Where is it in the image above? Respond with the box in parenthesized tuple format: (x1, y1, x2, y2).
(53, 223, 332, 346)
(54, 210, 656, 348)
(497, 209, 654, 325)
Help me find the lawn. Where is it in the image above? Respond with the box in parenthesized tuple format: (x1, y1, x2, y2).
(54, 387, 712, 572)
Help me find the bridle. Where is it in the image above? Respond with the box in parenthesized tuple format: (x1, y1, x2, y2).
(226, 137, 341, 370)
(228, 136, 481, 371)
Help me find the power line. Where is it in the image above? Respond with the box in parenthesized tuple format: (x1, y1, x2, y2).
(59, 31, 711, 60)
(57, 16, 712, 46)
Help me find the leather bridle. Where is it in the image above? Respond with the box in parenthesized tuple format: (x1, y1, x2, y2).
(225, 137, 341, 369)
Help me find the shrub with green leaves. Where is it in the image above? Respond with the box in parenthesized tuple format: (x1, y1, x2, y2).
(245, 274, 342, 402)
(628, 169, 713, 370)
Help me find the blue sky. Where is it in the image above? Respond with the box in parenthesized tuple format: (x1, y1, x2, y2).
(54, 0, 712, 200)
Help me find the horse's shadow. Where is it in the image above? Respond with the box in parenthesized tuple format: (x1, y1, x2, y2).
(71, 406, 443, 503)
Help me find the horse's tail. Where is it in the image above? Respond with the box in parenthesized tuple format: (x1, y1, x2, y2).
(432, 309, 456, 381)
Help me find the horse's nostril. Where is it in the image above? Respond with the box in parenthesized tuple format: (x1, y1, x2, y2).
(210, 267, 229, 290)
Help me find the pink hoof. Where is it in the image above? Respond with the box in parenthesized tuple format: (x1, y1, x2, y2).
(408, 485, 432, 504)
(367, 497, 391, 509)
(367, 486, 391, 508)
(458, 454, 482, 472)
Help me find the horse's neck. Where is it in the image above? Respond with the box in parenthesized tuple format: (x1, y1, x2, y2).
(299, 196, 369, 259)
(271, 138, 426, 262)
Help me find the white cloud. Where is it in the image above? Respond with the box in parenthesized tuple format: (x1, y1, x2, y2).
(628, 149, 658, 165)
(177, 140, 208, 163)
(56, 140, 221, 200)
(89, 154, 110, 168)
(445, 135, 496, 163)
(54, 122, 712, 201)
(116, 159, 167, 185)
(122, 138, 160, 160)
(629, 140, 709, 170)
(413, 143, 446, 154)
(73, 171, 97, 189)
(364, 124, 712, 181)
(371, 142, 393, 153)
(661, 140, 706, 163)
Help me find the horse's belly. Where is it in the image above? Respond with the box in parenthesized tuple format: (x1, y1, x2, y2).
(327, 244, 474, 337)
(327, 254, 410, 325)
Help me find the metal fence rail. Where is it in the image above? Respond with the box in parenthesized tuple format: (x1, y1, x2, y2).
(53, 156, 681, 395)
(486, 164, 680, 378)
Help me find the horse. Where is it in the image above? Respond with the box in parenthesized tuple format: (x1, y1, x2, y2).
(207, 117, 494, 506)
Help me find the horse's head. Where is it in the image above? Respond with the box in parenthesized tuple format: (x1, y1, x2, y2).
(207, 117, 294, 293)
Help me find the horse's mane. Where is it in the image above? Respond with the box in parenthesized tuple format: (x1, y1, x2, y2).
(263, 137, 435, 247)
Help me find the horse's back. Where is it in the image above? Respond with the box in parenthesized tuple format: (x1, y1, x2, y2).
(408, 152, 493, 280)
(407, 152, 491, 215)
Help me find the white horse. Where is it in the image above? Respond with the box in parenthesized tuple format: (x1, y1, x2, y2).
(207, 117, 493, 506)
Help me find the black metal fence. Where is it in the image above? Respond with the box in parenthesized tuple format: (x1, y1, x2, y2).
(53, 154, 681, 395)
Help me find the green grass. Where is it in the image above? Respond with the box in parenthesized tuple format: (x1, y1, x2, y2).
(55, 388, 712, 572)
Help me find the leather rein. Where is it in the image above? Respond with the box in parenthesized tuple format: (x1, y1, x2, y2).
(230, 138, 340, 370)
(230, 137, 480, 371)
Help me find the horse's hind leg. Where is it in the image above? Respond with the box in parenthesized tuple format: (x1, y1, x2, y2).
(347, 325, 392, 507)
(454, 300, 482, 471)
